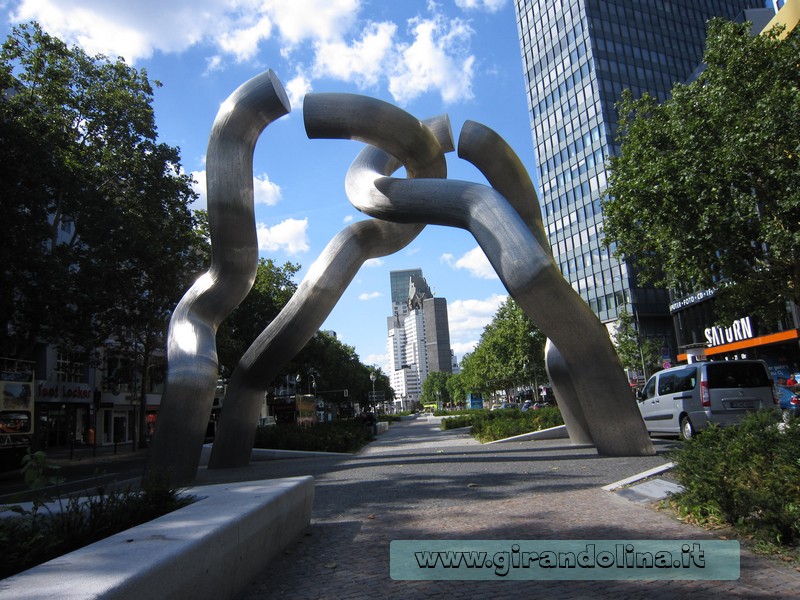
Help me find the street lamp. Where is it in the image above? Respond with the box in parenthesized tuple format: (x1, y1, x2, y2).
(370, 371, 376, 410)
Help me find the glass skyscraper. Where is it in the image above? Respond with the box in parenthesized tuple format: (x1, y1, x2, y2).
(514, 0, 763, 353)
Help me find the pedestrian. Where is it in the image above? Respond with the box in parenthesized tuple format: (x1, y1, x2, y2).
(365, 411, 378, 436)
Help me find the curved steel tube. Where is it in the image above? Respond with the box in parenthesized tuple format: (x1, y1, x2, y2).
(207, 106, 453, 469)
(313, 113, 653, 456)
(456, 121, 593, 446)
(146, 70, 291, 484)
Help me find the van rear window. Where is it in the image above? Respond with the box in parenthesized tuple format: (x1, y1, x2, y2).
(706, 362, 771, 388)
(657, 367, 697, 394)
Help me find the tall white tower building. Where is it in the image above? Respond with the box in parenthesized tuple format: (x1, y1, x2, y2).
(387, 269, 453, 410)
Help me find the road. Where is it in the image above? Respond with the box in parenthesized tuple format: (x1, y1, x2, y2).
(0, 446, 148, 504)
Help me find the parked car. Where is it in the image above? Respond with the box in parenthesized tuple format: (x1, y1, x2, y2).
(522, 400, 550, 411)
(636, 360, 778, 440)
(491, 402, 519, 411)
(775, 384, 800, 419)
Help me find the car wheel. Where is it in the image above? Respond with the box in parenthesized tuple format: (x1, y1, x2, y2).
(680, 416, 694, 441)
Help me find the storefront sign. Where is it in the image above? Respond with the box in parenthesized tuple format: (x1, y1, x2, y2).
(37, 382, 93, 402)
(704, 316, 754, 348)
(669, 289, 715, 313)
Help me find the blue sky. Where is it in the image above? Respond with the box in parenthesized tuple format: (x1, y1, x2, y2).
(2, 0, 540, 370)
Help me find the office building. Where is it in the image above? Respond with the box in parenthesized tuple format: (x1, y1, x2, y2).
(514, 0, 764, 369)
(387, 269, 453, 409)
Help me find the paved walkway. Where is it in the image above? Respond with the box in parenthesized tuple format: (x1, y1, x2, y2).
(194, 417, 800, 599)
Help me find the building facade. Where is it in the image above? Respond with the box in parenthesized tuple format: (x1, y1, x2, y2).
(386, 269, 453, 410)
(514, 0, 764, 370)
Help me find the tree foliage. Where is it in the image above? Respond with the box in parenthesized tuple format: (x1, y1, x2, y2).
(282, 331, 393, 408)
(421, 371, 450, 406)
(611, 308, 664, 379)
(603, 19, 800, 322)
(216, 258, 300, 374)
(458, 297, 547, 395)
(446, 372, 469, 405)
(0, 22, 203, 358)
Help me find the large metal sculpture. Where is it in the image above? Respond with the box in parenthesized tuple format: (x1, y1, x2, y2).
(147, 70, 653, 485)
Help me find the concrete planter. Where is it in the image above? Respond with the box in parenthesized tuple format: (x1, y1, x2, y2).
(0, 476, 314, 600)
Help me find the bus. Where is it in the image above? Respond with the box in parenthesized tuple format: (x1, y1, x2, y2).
(0, 359, 35, 471)
(268, 393, 318, 425)
(466, 392, 484, 410)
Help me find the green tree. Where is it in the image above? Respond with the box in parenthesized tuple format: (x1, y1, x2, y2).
(216, 258, 300, 374)
(421, 371, 450, 407)
(446, 372, 469, 406)
(458, 297, 547, 399)
(611, 308, 664, 379)
(0, 22, 202, 360)
(282, 331, 393, 409)
(603, 19, 800, 323)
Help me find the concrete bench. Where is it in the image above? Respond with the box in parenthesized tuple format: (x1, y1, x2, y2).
(0, 476, 314, 600)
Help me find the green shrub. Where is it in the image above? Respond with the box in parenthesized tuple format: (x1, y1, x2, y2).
(253, 420, 374, 453)
(669, 410, 800, 546)
(379, 415, 402, 423)
(441, 415, 478, 430)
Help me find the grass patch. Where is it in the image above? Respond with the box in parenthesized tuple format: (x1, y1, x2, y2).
(253, 420, 375, 453)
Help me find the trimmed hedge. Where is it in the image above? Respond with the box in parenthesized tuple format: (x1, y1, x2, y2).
(440, 407, 564, 442)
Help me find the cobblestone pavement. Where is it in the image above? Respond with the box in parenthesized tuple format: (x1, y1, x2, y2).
(194, 417, 800, 599)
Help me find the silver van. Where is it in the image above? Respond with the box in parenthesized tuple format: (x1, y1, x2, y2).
(637, 360, 778, 440)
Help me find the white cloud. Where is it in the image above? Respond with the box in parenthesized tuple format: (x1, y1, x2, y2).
(451, 340, 479, 357)
(217, 15, 273, 62)
(365, 353, 388, 369)
(253, 173, 282, 206)
(204, 55, 224, 75)
(441, 246, 498, 280)
(190, 170, 208, 211)
(363, 257, 384, 268)
(313, 21, 396, 88)
(358, 291, 382, 301)
(11, 0, 225, 62)
(388, 14, 475, 105)
(264, 0, 360, 46)
(285, 72, 312, 109)
(447, 293, 507, 355)
(11, 1, 479, 108)
(189, 170, 280, 209)
(256, 218, 309, 254)
(343, 215, 355, 224)
(10, 0, 361, 64)
(455, 0, 507, 12)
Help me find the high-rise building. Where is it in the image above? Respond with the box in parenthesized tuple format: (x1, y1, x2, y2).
(387, 269, 453, 409)
(514, 0, 763, 364)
